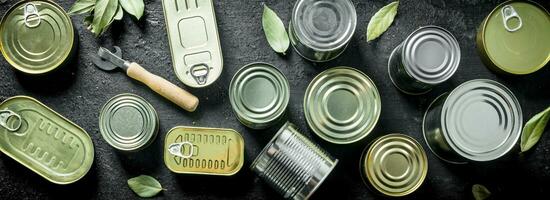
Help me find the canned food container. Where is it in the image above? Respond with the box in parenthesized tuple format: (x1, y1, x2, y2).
(162, 0, 223, 88)
(251, 122, 338, 200)
(360, 134, 428, 197)
(289, 0, 357, 62)
(476, 0, 550, 75)
(423, 79, 522, 164)
(229, 63, 290, 129)
(164, 126, 244, 175)
(99, 94, 159, 152)
(0, 0, 76, 75)
(304, 67, 381, 144)
(0, 96, 94, 184)
(388, 26, 460, 95)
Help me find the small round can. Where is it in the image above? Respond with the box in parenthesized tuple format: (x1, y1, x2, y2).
(0, 0, 76, 75)
(251, 122, 338, 200)
(388, 26, 460, 95)
(476, 0, 550, 75)
(304, 67, 381, 144)
(229, 62, 290, 129)
(289, 0, 357, 62)
(99, 93, 159, 152)
(360, 134, 428, 197)
(423, 79, 522, 164)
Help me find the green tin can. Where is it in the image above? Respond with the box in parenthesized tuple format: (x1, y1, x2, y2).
(0, 0, 76, 75)
(476, 0, 550, 75)
(304, 67, 381, 144)
(99, 94, 159, 152)
(229, 62, 290, 129)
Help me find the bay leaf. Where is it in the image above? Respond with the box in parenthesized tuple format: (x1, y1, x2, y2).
(262, 4, 289, 55)
(114, 5, 124, 21)
(92, 0, 119, 36)
(127, 175, 164, 198)
(472, 184, 491, 200)
(68, 0, 95, 15)
(366, 1, 399, 42)
(119, 0, 145, 20)
(521, 106, 550, 152)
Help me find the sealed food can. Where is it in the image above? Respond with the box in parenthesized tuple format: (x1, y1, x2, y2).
(164, 126, 244, 176)
(360, 134, 428, 197)
(251, 122, 338, 200)
(304, 67, 381, 144)
(0, 0, 76, 75)
(0, 96, 94, 184)
(99, 94, 159, 152)
(289, 0, 357, 62)
(388, 26, 460, 95)
(229, 62, 290, 129)
(162, 0, 223, 88)
(423, 79, 522, 164)
(476, 0, 550, 75)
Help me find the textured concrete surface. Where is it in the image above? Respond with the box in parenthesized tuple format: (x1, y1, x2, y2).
(1, 0, 549, 199)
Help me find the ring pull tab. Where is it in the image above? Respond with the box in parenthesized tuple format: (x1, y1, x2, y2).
(24, 3, 41, 28)
(501, 5, 522, 32)
(0, 109, 22, 132)
(168, 141, 195, 158)
(190, 64, 210, 86)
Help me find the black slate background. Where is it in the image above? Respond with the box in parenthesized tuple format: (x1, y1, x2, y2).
(1, 0, 550, 199)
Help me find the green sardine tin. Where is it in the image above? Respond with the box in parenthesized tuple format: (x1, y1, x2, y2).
(0, 96, 94, 184)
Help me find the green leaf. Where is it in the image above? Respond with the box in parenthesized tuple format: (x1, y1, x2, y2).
(127, 175, 164, 198)
(262, 4, 289, 55)
(114, 5, 124, 20)
(119, 0, 145, 20)
(521, 106, 550, 152)
(68, 0, 96, 15)
(366, 1, 399, 42)
(92, 0, 119, 36)
(472, 184, 491, 200)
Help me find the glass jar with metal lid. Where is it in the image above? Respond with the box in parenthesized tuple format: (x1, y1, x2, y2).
(289, 0, 357, 62)
(388, 26, 461, 95)
(476, 0, 550, 75)
(361, 134, 428, 197)
(423, 79, 522, 164)
(304, 67, 381, 144)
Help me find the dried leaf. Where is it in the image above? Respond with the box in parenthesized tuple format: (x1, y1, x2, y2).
(127, 175, 164, 198)
(119, 0, 145, 20)
(366, 1, 399, 42)
(92, 0, 119, 36)
(68, 0, 95, 15)
(262, 4, 290, 55)
(521, 106, 550, 152)
(472, 184, 491, 200)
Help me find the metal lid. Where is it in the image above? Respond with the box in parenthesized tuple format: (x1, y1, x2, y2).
(229, 63, 290, 129)
(291, 0, 357, 51)
(99, 94, 159, 152)
(479, 1, 550, 74)
(401, 26, 460, 84)
(442, 79, 522, 162)
(0, 0, 74, 74)
(362, 134, 428, 197)
(304, 67, 381, 144)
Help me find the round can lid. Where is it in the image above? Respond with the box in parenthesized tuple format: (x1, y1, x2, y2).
(480, 1, 550, 74)
(0, 0, 74, 74)
(229, 63, 290, 128)
(442, 79, 522, 162)
(99, 94, 159, 152)
(304, 67, 381, 144)
(401, 26, 460, 85)
(291, 0, 357, 51)
(363, 134, 428, 197)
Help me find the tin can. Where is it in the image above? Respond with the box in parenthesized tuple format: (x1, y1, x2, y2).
(289, 0, 357, 62)
(0, 96, 94, 184)
(162, 0, 223, 88)
(251, 122, 338, 200)
(164, 126, 244, 176)
(476, 0, 550, 75)
(423, 79, 522, 164)
(0, 0, 76, 75)
(388, 26, 460, 95)
(99, 93, 159, 152)
(360, 134, 428, 197)
(229, 62, 290, 129)
(304, 67, 381, 144)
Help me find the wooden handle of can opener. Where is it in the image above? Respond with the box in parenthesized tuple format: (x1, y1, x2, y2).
(126, 62, 199, 112)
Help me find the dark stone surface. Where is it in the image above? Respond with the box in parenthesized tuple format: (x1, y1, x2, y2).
(1, 0, 549, 199)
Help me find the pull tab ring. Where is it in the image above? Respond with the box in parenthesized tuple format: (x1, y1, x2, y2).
(0, 109, 22, 132)
(168, 141, 194, 158)
(24, 3, 41, 28)
(190, 64, 210, 85)
(501, 5, 522, 32)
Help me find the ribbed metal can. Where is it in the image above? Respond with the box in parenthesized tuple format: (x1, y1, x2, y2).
(289, 0, 357, 62)
(388, 26, 460, 95)
(251, 122, 338, 200)
(423, 79, 522, 164)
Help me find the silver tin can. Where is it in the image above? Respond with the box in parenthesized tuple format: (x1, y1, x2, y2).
(388, 26, 460, 95)
(251, 122, 338, 200)
(289, 0, 357, 62)
(423, 79, 522, 164)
